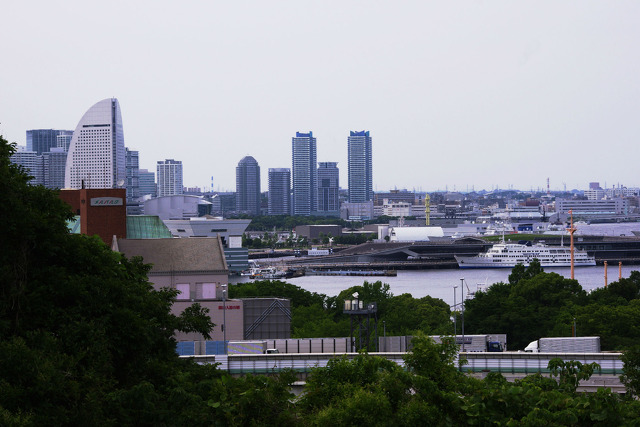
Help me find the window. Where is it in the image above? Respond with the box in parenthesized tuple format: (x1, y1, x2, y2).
(176, 283, 190, 300)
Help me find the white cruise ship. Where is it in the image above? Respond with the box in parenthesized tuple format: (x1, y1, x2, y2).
(455, 242, 595, 269)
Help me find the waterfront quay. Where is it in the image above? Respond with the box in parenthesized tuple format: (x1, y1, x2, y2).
(262, 236, 640, 272)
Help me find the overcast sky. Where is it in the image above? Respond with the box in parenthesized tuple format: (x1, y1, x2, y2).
(1, 1, 638, 193)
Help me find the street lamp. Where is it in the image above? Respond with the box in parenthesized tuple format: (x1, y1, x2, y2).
(453, 285, 458, 337)
(460, 278, 465, 352)
(221, 283, 227, 353)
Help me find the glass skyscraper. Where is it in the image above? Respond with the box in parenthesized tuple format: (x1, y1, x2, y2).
(125, 148, 141, 214)
(235, 156, 261, 215)
(347, 130, 373, 203)
(138, 169, 156, 198)
(292, 131, 317, 216)
(268, 168, 291, 215)
(64, 98, 126, 189)
(26, 129, 73, 155)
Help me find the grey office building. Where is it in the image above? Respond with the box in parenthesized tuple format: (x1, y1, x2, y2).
(318, 162, 339, 216)
(292, 131, 317, 216)
(268, 168, 291, 215)
(26, 129, 73, 155)
(236, 156, 261, 215)
(138, 169, 156, 198)
(42, 148, 67, 189)
(348, 130, 373, 203)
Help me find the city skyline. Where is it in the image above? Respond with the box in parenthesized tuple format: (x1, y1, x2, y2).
(1, 2, 639, 192)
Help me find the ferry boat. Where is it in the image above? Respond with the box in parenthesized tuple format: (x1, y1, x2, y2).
(455, 241, 595, 269)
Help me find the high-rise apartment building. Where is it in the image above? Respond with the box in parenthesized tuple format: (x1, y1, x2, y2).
(138, 169, 157, 198)
(318, 162, 339, 215)
(347, 130, 373, 203)
(157, 159, 183, 197)
(292, 131, 317, 216)
(27, 129, 73, 155)
(64, 98, 126, 189)
(268, 168, 291, 215)
(235, 156, 261, 215)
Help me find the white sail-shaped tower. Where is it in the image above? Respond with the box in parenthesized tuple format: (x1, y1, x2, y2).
(64, 98, 125, 189)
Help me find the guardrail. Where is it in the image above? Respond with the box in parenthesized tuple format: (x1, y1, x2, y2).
(186, 351, 624, 384)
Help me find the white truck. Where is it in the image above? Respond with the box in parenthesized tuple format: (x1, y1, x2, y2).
(524, 336, 601, 353)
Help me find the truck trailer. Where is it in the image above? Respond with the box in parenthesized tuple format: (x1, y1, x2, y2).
(431, 334, 507, 352)
(227, 340, 268, 355)
(524, 336, 601, 353)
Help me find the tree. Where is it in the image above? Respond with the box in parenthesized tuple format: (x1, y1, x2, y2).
(0, 136, 220, 424)
(620, 345, 640, 397)
(548, 358, 599, 393)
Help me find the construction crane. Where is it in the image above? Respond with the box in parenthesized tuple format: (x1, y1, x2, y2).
(425, 194, 431, 226)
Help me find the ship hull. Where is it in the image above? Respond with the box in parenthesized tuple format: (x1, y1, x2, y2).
(455, 242, 596, 269)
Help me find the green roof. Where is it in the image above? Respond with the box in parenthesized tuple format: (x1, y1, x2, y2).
(126, 216, 173, 239)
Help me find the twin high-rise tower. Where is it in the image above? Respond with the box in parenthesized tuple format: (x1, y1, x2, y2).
(289, 130, 372, 216)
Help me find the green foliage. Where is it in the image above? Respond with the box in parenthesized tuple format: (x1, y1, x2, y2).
(465, 263, 588, 349)
(548, 358, 599, 393)
(229, 280, 326, 307)
(620, 345, 640, 397)
(206, 371, 298, 426)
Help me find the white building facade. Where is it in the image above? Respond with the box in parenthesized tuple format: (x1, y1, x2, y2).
(64, 98, 126, 189)
(157, 159, 183, 197)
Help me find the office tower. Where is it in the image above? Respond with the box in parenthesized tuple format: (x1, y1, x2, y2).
(157, 159, 183, 197)
(268, 168, 291, 215)
(10, 148, 43, 185)
(42, 148, 67, 189)
(235, 156, 261, 215)
(317, 162, 339, 214)
(26, 129, 73, 155)
(138, 169, 157, 198)
(125, 148, 141, 214)
(64, 98, 126, 189)
(347, 130, 373, 203)
(292, 131, 317, 216)
(57, 132, 73, 152)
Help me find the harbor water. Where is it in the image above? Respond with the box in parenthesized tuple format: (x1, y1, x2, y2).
(285, 265, 640, 308)
(232, 223, 640, 308)
(231, 264, 640, 309)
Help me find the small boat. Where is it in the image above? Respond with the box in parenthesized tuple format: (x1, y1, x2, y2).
(250, 266, 288, 280)
(455, 241, 595, 268)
